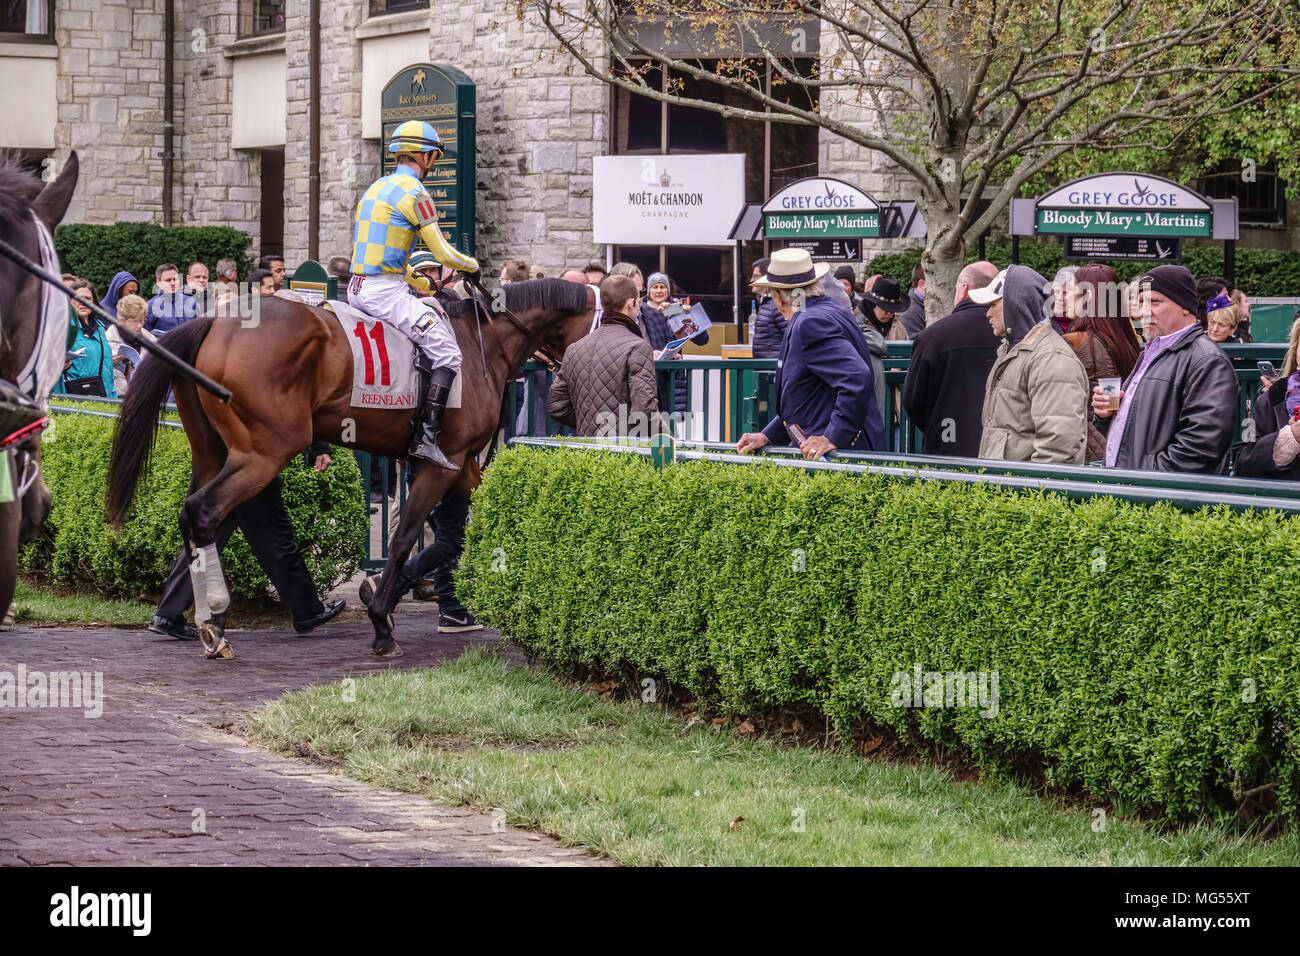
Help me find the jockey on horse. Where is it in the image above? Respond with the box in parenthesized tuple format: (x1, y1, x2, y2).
(348, 119, 479, 471)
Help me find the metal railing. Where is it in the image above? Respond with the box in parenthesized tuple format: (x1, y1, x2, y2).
(48, 395, 183, 429)
(50, 342, 1292, 571)
(504, 343, 1284, 451)
(507, 436, 1300, 515)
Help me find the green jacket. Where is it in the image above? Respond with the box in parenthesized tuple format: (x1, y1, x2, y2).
(53, 308, 118, 399)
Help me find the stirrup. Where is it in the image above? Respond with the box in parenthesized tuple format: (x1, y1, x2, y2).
(410, 440, 459, 471)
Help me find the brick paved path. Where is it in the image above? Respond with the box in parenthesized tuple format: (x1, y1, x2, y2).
(0, 611, 605, 866)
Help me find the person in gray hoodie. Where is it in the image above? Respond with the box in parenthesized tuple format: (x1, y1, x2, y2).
(973, 264, 1089, 464)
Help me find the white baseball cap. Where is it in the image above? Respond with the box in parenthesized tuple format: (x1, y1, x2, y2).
(968, 268, 1008, 305)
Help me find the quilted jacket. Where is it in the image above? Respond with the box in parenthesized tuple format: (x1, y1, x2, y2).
(751, 296, 787, 358)
(546, 316, 659, 437)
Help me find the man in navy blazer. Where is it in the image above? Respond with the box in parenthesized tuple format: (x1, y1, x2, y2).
(737, 249, 884, 458)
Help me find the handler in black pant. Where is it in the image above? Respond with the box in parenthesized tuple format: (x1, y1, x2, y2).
(149, 440, 345, 639)
(358, 477, 481, 632)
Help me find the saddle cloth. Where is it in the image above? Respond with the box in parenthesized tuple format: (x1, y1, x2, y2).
(323, 299, 460, 410)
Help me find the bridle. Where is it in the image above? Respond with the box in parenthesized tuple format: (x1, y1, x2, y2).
(12, 439, 43, 499)
(464, 277, 566, 373)
(0, 226, 51, 502)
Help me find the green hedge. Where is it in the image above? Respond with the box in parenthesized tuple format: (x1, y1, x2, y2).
(461, 446, 1300, 824)
(55, 223, 254, 296)
(867, 242, 1300, 297)
(22, 406, 366, 602)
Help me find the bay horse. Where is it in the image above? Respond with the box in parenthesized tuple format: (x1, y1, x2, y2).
(107, 277, 594, 657)
(0, 153, 81, 623)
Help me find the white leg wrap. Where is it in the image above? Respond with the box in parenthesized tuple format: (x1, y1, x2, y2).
(189, 548, 211, 625)
(200, 544, 229, 615)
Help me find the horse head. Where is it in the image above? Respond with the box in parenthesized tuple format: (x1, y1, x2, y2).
(0, 151, 80, 540)
(498, 277, 596, 361)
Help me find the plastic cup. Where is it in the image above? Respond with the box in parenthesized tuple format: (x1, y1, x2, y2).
(1099, 377, 1122, 411)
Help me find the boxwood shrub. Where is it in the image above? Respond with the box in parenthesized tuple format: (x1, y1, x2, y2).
(22, 407, 366, 602)
(55, 223, 254, 295)
(460, 446, 1300, 824)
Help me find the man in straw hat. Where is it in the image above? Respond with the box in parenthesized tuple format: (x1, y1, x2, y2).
(736, 249, 884, 458)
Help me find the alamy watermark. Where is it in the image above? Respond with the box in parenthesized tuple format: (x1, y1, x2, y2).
(592, 405, 698, 441)
(50, 886, 150, 936)
(0, 665, 103, 718)
(890, 664, 999, 718)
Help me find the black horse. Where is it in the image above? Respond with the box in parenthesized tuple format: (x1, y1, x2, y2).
(0, 153, 80, 623)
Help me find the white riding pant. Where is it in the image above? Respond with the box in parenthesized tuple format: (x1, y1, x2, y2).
(348, 273, 461, 373)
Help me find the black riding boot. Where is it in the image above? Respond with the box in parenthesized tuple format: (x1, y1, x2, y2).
(410, 366, 460, 471)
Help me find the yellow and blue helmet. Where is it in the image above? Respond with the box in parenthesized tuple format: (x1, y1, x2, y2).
(387, 120, 444, 159)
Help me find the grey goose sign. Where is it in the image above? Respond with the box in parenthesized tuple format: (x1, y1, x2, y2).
(1034, 174, 1212, 238)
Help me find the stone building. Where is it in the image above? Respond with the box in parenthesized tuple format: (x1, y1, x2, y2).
(1, 0, 1293, 310)
(0, 1, 925, 290)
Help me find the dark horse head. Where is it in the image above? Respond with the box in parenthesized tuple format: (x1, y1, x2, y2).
(0, 152, 79, 581)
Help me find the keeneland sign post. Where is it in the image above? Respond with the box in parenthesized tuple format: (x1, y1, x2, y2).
(1010, 172, 1239, 279)
(381, 64, 477, 258)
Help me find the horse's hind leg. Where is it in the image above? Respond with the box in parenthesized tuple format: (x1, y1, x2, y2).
(183, 453, 281, 659)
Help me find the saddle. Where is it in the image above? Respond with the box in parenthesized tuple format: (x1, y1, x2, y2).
(320, 298, 444, 412)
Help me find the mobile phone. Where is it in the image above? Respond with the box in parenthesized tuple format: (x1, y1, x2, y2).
(1258, 361, 1277, 378)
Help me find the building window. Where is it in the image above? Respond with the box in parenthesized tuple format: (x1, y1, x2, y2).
(610, 57, 819, 322)
(368, 0, 430, 15)
(1197, 160, 1287, 228)
(239, 1, 286, 38)
(0, 0, 54, 42)
(260, 149, 285, 258)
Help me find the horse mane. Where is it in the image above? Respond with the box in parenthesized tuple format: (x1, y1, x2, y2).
(0, 153, 43, 226)
(446, 277, 591, 320)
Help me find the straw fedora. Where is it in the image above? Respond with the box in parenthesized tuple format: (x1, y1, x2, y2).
(752, 248, 831, 290)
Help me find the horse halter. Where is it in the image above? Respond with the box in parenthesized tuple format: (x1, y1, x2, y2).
(2, 419, 49, 499)
(466, 278, 566, 373)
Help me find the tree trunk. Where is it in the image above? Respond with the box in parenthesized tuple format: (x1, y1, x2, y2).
(919, 216, 967, 327)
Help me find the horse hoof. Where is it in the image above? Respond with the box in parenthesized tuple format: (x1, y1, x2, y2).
(372, 639, 403, 658)
(200, 623, 234, 660)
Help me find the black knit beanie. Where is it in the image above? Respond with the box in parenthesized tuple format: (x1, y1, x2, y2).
(1137, 265, 1198, 318)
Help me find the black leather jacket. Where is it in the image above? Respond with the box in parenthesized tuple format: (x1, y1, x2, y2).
(1233, 377, 1300, 479)
(1096, 324, 1238, 473)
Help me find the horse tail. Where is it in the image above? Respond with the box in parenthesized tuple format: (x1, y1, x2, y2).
(106, 317, 214, 526)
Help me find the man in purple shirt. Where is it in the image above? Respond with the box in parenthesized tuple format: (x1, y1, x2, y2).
(1091, 265, 1237, 473)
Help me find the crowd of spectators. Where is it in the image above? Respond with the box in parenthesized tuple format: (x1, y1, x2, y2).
(55, 247, 1284, 482)
(722, 254, 1276, 477)
(54, 253, 292, 397)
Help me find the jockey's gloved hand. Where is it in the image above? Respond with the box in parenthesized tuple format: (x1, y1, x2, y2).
(403, 263, 435, 297)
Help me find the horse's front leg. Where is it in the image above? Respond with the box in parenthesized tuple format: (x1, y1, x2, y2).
(366, 459, 459, 657)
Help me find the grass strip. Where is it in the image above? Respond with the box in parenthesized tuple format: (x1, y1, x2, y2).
(248, 648, 1300, 866)
(13, 579, 154, 627)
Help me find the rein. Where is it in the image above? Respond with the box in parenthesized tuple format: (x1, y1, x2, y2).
(465, 278, 565, 373)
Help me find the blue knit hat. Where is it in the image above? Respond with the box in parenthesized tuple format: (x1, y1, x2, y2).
(646, 272, 671, 292)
